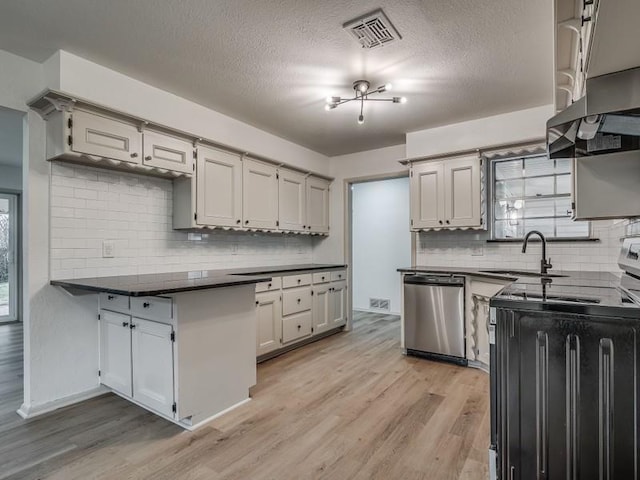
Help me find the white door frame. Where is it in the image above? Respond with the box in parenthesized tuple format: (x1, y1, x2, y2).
(0, 192, 18, 322)
(343, 171, 414, 327)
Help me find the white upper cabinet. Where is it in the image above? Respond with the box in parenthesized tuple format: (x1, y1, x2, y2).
(71, 109, 142, 164)
(243, 158, 278, 229)
(278, 168, 307, 232)
(196, 146, 243, 227)
(306, 176, 330, 234)
(410, 155, 482, 230)
(410, 161, 445, 229)
(443, 156, 481, 228)
(143, 130, 194, 174)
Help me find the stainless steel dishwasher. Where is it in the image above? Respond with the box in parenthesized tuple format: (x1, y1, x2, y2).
(403, 274, 466, 365)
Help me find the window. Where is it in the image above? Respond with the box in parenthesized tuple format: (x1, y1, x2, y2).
(491, 155, 590, 240)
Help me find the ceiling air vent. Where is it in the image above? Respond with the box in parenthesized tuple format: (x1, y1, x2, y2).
(343, 9, 402, 49)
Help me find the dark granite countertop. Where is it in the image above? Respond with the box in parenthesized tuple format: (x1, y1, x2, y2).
(51, 263, 347, 296)
(398, 266, 519, 281)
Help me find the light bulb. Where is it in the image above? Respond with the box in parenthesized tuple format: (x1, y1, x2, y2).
(358, 83, 367, 93)
(385, 83, 393, 91)
(324, 104, 331, 111)
(357, 114, 364, 125)
(325, 96, 333, 104)
(400, 96, 407, 104)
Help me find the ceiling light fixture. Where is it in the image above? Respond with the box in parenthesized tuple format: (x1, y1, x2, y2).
(324, 80, 407, 124)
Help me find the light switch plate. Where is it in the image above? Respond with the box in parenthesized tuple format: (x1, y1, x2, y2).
(102, 240, 115, 258)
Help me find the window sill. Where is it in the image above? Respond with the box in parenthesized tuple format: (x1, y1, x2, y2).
(486, 238, 600, 243)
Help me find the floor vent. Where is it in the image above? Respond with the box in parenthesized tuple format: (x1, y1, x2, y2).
(343, 9, 402, 49)
(369, 298, 390, 311)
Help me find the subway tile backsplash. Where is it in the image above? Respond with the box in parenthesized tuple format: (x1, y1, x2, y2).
(416, 220, 625, 273)
(49, 163, 314, 280)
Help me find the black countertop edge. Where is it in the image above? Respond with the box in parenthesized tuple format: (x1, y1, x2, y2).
(397, 267, 517, 282)
(490, 297, 640, 320)
(50, 264, 347, 297)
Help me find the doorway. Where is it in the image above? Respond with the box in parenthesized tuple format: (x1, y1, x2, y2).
(349, 176, 411, 319)
(0, 193, 18, 322)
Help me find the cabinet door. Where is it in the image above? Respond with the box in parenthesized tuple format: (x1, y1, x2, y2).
(472, 294, 491, 366)
(306, 176, 330, 234)
(99, 310, 132, 397)
(71, 110, 142, 164)
(256, 291, 282, 356)
(443, 156, 481, 227)
(410, 161, 445, 229)
(131, 318, 175, 418)
(196, 146, 243, 227)
(329, 280, 347, 328)
(278, 168, 306, 231)
(243, 158, 278, 229)
(143, 130, 194, 174)
(312, 284, 331, 335)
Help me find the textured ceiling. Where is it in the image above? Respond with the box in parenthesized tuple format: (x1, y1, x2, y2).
(0, 0, 553, 156)
(0, 107, 23, 167)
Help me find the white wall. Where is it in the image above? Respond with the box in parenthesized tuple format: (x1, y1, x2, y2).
(352, 178, 410, 315)
(50, 163, 313, 280)
(406, 105, 554, 158)
(0, 165, 22, 191)
(314, 144, 408, 264)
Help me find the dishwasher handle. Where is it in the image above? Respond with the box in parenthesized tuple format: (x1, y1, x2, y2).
(404, 275, 464, 287)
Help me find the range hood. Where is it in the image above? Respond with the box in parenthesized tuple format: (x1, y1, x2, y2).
(547, 67, 640, 159)
(548, 0, 640, 159)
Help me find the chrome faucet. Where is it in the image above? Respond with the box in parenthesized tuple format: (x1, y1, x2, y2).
(522, 230, 553, 275)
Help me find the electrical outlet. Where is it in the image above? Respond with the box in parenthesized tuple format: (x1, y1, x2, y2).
(102, 240, 115, 258)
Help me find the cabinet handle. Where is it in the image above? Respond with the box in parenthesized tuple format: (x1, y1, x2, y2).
(439, 220, 443, 225)
(131, 152, 138, 158)
(107, 295, 114, 300)
(446, 220, 450, 224)
(236, 219, 241, 224)
(144, 155, 152, 161)
(130, 323, 136, 329)
(122, 321, 129, 327)
(143, 302, 150, 308)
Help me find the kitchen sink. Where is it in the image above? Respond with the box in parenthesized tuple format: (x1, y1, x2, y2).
(479, 269, 569, 278)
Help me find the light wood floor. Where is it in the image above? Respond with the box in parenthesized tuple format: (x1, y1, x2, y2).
(0, 312, 489, 480)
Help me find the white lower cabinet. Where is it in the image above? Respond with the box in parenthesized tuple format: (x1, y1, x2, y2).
(312, 283, 331, 335)
(100, 309, 175, 418)
(100, 310, 132, 396)
(256, 291, 282, 356)
(329, 280, 348, 328)
(131, 317, 175, 418)
(255, 269, 348, 359)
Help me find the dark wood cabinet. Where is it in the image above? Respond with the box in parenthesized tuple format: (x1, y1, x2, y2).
(495, 308, 639, 480)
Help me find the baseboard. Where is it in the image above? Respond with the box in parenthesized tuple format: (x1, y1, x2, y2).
(17, 386, 107, 419)
(181, 398, 252, 431)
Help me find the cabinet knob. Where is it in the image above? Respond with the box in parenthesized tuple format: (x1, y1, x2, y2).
(255, 300, 259, 306)
(122, 321, 129, 327)
(236, 219, 241, 224)
(297, 325, 301, 330)
(107, 295, 114, 300)
(321, 276, 325, 281)
(145, 155, 152, 161)
(130, 323, 136, 329)
(297, 298, 301, 303)
(439, 220, 443, 225)
(446, 220, 450, 224)
(143, 302, 150, 308)
(130, 152, 138, 158)
(245, 220, 249, 225)
(268, 283, 272, 288)
(297, 279, 301, 283)
(303, 225, 306, 229)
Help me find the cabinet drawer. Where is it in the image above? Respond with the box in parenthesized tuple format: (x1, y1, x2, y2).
(100, 292, 130, 312)
(282, 287, 312, 316)
(312, 272, 330, 284)
(255, 277, 282, 293)
(330, 270, 347, 282)
(282, 311, 312, 344)
(282, 274, 312, 289)
(131, 296, 173, 321)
